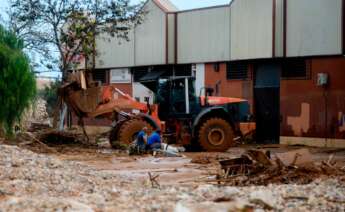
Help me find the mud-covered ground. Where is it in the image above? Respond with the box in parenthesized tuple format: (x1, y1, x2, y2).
(0, 141, 345, 211)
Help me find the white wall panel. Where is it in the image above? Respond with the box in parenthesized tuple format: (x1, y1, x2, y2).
(177, 6, 230, 64)
(95, 29, 135, 68)
(195, 64, 205, 96)
(167, 13, 175, 64)
(135, 1, 166, 66)
(286, 0, 342, 57)
(230, 0, 273, 60)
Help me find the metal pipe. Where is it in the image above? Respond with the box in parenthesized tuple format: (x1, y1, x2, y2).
(185, 78, 190, 114)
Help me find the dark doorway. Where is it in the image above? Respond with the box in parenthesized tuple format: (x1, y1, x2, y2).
(254, 63, 281, 144)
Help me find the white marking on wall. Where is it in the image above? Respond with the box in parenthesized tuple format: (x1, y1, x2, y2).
(195, 63, 205, 97)
(287, 103, 310, 136)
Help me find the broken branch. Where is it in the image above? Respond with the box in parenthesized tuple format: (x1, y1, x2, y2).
(148, 172, 160, 189)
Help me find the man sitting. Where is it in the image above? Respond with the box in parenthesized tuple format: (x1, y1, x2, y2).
(129, 127, 148, 155)
(147, 129, 162, 151)
(137, 127, 148, 150)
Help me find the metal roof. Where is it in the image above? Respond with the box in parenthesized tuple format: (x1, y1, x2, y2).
(153, 0, 178, 12)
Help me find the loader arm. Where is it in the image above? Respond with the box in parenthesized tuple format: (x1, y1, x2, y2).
(59, 78, 161, 127)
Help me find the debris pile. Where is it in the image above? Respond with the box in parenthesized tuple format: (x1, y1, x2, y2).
(21, 98, 51, 130)
(38, 130, 86, 145)
(191, 155, 212, 164)
(11, 129, 88, 154)
(27, 122, 51, 132)
(217, 149, 345, 186)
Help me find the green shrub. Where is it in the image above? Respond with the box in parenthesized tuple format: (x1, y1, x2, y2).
(0, 25, 36, 136)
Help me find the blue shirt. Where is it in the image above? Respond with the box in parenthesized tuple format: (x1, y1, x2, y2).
(137, 131, 146, 146)
(147, 132, 161, 145)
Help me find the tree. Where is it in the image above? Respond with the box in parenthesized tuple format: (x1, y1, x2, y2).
(8, 0, 145, 78)
(0, 25, 36, 136)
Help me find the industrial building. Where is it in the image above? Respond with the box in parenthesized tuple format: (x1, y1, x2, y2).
(81, 0, 345, 147)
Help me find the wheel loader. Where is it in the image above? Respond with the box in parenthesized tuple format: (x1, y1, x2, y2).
(59, 71, 255, 152)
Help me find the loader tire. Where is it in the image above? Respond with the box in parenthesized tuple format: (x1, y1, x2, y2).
(118, 119, 152, 144)
(198, 118, 235, 152)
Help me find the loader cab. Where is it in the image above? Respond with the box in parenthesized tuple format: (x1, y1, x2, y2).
(156, 76, 200, 120)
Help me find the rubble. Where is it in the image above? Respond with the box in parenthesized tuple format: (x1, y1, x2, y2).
(216, 149, 345, 186)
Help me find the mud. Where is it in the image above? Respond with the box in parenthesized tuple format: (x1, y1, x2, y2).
(1, 140, 345, 211)
(13, 139, 345, 186)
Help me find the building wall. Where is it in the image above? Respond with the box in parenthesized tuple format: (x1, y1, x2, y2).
(230, 0, 273, 60)
(93, 0, 344, 69)
(204, 63, 254, 112)
(286, 0, 343, 57)
(177, 6, 230, 63)
(135, 0, 167, 66)
(280, 57, 345, 139)
(79, 57, 345, 141)
(203, 57, 345, 140)
(84, 0, 345, 140)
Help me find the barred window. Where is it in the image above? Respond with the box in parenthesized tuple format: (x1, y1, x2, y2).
(92, 70, 107, 84)
(226, 61, 249, 80)
(174, 65, 192, 76)
(282, 59, 310, 79)
(132, 68, 148, 82)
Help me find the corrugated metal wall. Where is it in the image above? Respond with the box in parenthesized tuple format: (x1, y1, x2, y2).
(286, 0, 342, 57)
(95, 29, 135, 68)
(230, 0, 273, 60)
(177, 6, 230, 64)
(94, 0, 344, 69)
(135, 0, 167, 66)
